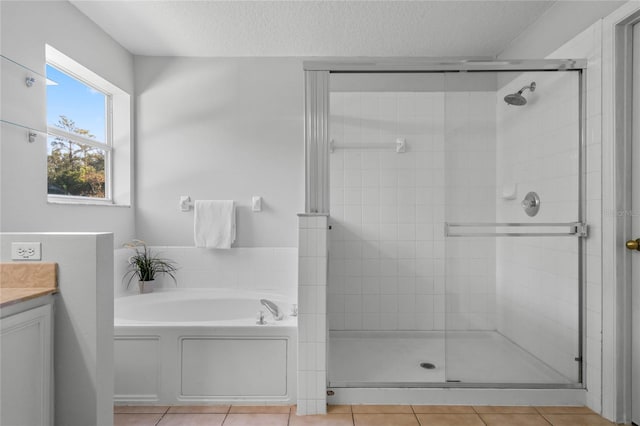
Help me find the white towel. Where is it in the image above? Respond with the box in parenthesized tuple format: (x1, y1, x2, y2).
(194, 200, 236, 249)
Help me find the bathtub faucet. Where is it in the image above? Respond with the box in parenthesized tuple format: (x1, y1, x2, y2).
(260, 299, 284, 321)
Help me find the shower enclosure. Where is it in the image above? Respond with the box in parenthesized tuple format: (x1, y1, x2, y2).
(312, 60, 586, 389)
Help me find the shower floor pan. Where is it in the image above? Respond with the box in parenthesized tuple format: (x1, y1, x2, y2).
(328, 330, 574, 387)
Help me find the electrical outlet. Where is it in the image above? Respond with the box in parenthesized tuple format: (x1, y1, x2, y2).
(11, 242, 42, 260)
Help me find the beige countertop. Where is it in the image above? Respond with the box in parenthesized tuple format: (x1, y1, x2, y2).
(0, 263, 58, 308)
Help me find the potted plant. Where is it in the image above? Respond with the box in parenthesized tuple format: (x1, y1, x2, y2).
(123, 240, 177, 293)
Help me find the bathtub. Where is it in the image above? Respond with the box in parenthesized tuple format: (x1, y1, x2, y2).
(113, 289, 297, 405)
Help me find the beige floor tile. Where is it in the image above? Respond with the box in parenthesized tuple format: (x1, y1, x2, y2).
(222, 413, 290, 426)
(543, 414, 614, 426)
(289, 413, 354, 426)
(412, 405, 475, 414)
(114, 405, 170, 414)
(354, 413, 419, 426)
(537, 406, 595, 414)
(415, 413, 485, 426)
(167, 405, 230, 414)
(113, 413, 164, 426)
(473, 406, 538, 414)
(229, 405, 291, 414)
(352, 405, 414, 414)
(158, 413, 226, 426)
(480, 413, 551, 426)
(327, 405, 353, 414)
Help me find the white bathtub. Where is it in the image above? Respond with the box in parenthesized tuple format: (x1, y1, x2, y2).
(113, 289, 297, 405)
(115, 289, 296, 326)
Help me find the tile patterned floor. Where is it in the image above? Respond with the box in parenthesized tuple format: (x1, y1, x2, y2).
(114, 405, 623, 426)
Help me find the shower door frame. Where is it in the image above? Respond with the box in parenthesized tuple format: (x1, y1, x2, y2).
(304, 58, 588, 390)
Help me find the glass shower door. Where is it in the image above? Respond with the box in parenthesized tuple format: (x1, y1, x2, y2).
(443, 70, 583, 386)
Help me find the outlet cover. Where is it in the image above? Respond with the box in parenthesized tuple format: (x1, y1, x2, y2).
(11, 242, 42, 260)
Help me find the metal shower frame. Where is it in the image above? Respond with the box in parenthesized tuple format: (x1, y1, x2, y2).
(303, 58, 588, 389)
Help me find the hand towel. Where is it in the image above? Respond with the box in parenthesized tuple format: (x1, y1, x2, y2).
(194, 200, 236, 249)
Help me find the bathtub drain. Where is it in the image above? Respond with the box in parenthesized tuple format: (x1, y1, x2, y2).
(420, 362, 436, 369)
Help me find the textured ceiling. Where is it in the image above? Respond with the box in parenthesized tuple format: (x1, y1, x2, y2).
(70, 0, 563, 57)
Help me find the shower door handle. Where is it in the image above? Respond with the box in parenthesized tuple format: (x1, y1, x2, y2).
(626, 239, 640, 251)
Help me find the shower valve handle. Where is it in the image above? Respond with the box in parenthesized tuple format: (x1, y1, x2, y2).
(625, 238, 640, 251)
(521, 199, 535, 209)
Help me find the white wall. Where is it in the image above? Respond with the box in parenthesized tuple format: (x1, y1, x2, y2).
(547, 21, 605, 413)
(0, 1, 135, 247)
(327, 88, 496, 331)
(501, 19, 605, 411)
(495, 70, 581, 383)
(0, 232, 114, 426)
(498, 1, 624, 59)
(134, 56, 304, 247)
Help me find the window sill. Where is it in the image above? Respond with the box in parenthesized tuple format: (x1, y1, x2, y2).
(47, 196, 130, 208)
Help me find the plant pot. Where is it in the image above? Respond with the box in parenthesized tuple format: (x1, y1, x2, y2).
(138, 280, 155, 294)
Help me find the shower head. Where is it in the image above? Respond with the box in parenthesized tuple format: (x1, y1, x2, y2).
(504, 82, 536, 106)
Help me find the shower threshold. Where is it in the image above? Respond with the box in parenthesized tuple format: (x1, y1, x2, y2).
(328, 330, 580, 389)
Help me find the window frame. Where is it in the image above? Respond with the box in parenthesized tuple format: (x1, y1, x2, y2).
(46, 56, 115, 204)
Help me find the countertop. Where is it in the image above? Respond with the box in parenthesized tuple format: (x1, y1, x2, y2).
(0, 263, 58, 308)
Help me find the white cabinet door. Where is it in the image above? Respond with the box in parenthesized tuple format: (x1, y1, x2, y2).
(1, 303, 53, 426)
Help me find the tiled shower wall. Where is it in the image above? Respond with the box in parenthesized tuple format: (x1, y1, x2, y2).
(297, 215, 328, 415)
(444, 90, 497, 331)
(495, 71, 581, 382)
(328, 90, 496, 331)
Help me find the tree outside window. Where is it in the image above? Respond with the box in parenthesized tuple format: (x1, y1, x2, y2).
(47, 116, 106, 197)
(46, 63, 110, 200)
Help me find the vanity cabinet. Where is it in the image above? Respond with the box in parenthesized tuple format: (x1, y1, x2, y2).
(1, 302, 53, 426)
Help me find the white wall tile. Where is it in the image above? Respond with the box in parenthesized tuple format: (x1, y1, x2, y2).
(297, 216, 328, 414)
(495, 69, 585, 384)
(329, 91, 498, 336)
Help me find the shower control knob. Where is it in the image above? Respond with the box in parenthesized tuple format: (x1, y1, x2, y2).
(521, 192, 541, 217)
(625, 238, 640, 251)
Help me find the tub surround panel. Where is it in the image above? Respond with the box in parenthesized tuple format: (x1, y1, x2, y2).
(181, 338, 288, 396)
(297, 215, 328, 415)
(114, 327, 296, 405)
(114, 247, 297, 300)
(114, 337, 160, 401)
(113, 289, 297, 405)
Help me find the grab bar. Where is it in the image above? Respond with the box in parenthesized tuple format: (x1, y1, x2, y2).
(444, 222, 587, 238)
(329, 138, 406, 153)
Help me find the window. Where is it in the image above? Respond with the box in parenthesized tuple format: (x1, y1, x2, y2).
(45, 45, 131, 206)
(46, 64, 111, 200)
